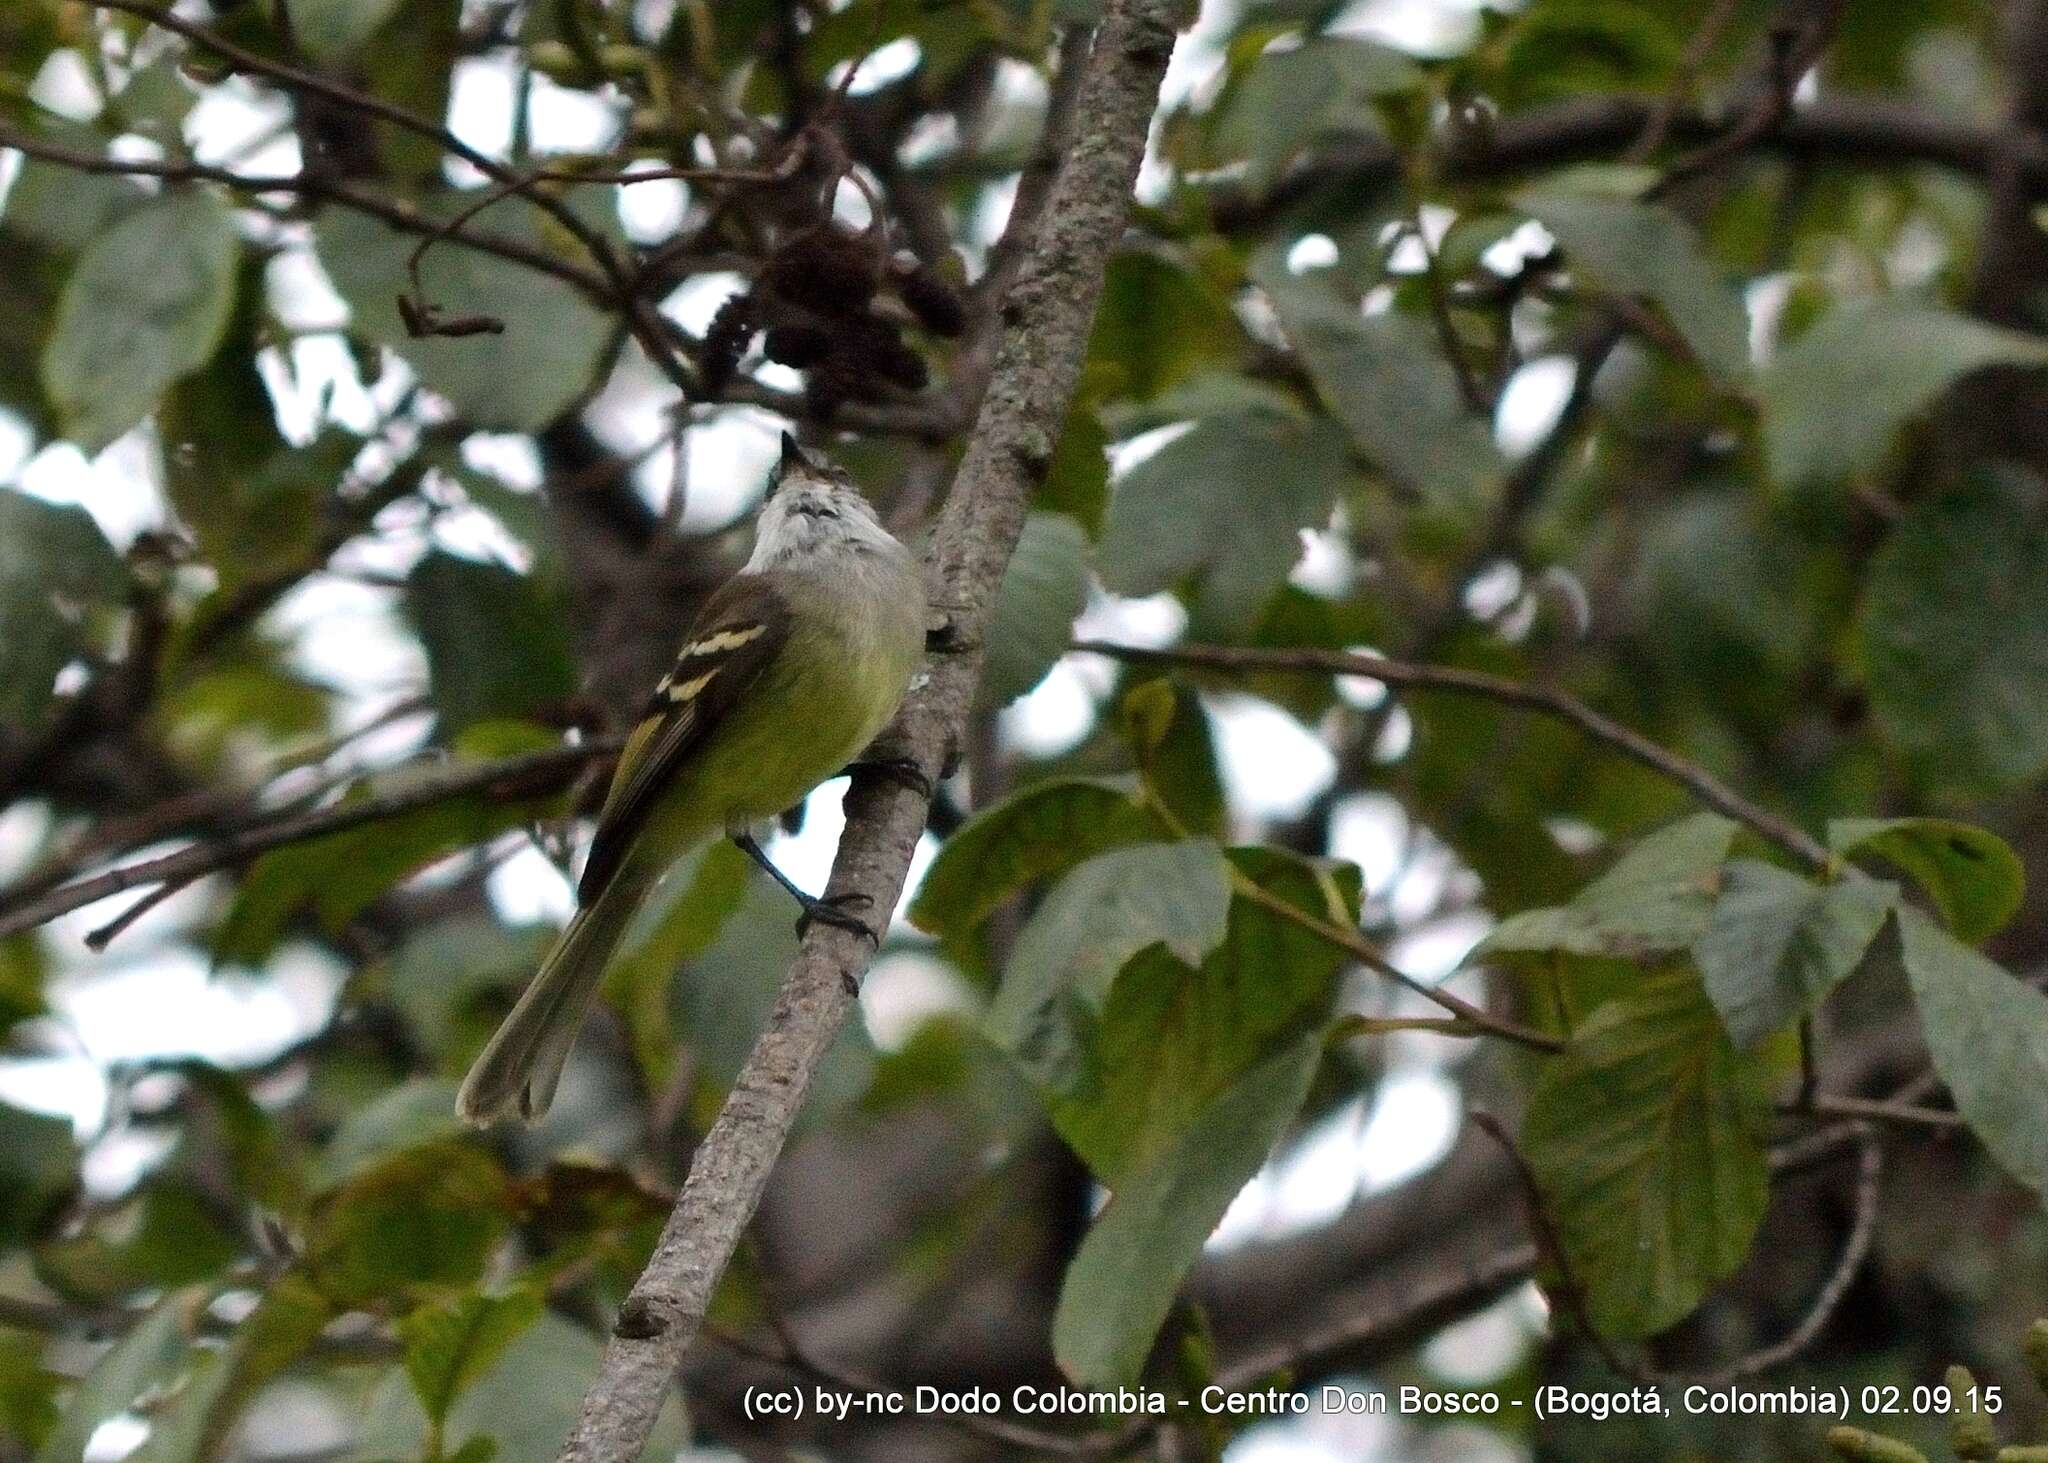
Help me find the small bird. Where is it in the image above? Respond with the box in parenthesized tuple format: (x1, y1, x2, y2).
(457, 434, 928, 1125)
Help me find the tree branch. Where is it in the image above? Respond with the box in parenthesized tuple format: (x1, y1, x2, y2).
(553, 6, 1183, 1459)
(1076, 639, 1831, 869)
(0, 739, 617, 940)
(1210, 93, 2038, 230)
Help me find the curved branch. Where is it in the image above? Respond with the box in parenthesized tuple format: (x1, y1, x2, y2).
(1075, 639, 1830, 870)
(552, 5, 1185, 1459)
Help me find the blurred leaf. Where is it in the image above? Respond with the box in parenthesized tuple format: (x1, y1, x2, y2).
(986, 841, 1234, 1090)
(1052, 1032, 1320, 1388)
(286, 0, 408, 58)
(405, 551, 577, 735)
(0, 1100, 77, 1249)
(1692, 861, 1895, 1048)
(1763, 303, 2048, 491)
(1862, 477, 2048, 792)
(1516, 189, 1748, 379)
(388, 919, 555, 1061)
(980, 513, 1090, 707)
(1829, 817, 2025, 943)
(42, 191, 239, 453)
(170, 428, 362, 595)
(34, 1183, 241, 1304)
(306, 1142, 508, 1306)
(124, 1273, 332, 1463)
(909, 779, 1166, 940)
(1143, 682, 1226, 837)
(0, 1332, 60, 1453)
(1211, 36, 1420, 188)
(354, 1313, 687, 1463)
(400, 1286, 544, 1429)
(1099, 411, 1348, 634)
(1522, 969, 1773, 1338)
(215, 772, 550, 965)
(1898, 908, 2048, 1200)
(156, 662, 333, 774)
(1042, 395, 1110, 534)
(313, 1077, 465, 1190)
(0, 487, 130, 728)
(1258, 263, 1503, 509)
(35, 1291, 196, 1463)
(1, 147, 146, 253)
(1047, 847, 1358, 1180)
(1480, 813, 1738, 964)
(1086, 253, 1246, 402)
(1495, 3, 1682, 104)
(315, 197, 613, 429)
(607, 840, 754, 1089)
(0, 933, 47, 1035)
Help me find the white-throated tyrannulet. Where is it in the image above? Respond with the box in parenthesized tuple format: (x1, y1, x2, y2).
(457, 434, 927, 1125)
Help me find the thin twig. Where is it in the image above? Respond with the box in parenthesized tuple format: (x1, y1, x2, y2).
(0, 739, 619, 941)
(1231, 858, 1562, 1053)
(1075, 639, 1830, 870)
(0, 122, 614, 300)
(74, 0, 627, 293)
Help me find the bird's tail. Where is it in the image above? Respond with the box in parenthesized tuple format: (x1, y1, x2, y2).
(457, 865, 653, 1126)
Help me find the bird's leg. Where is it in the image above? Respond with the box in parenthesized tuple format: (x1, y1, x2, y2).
(731, 831, 879, 947)
(843, 755, 932, 800)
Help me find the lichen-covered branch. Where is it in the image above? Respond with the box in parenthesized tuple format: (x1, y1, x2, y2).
(552, 6, 1184, 1459)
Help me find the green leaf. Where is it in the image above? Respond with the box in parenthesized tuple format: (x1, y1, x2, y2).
(42, 191, 239, 453)
(1042, 394, 1111, 534)
(1047, 848, 1358, 1180)
(0, 488, 129, 728)
(1052, 1033, 1320, 1388)
(606, 839, 756, 1089)
(305, 1143, 508, 1306)
(1522, 969, 1774, 1338)
(1211, 36, 1420, 188)
(354, 1313, 687, 1463)
(986, 841, 1234, 1090)
(286, 0, 409, 58)
(0, 1332, 60, 1453)
(35, 1292, 196, 1463)
(1898, 908, 2048, 1199)
(1763, 302, 2048, 491)
(123, 1273, 333, 1463)
(1829, 818, 2025, 943)
(386, 918, 555, 1060)
(313, 1077, 465, 1190)
(979, 513, 1090, 707)
(1862, 479, 2048, 792)
(1480, 813, 1738, 964)
(215, 771, 552, 965)
(400, 1287, 545, 1428)
(315, 199, 614, 429)
(1257, 264, 1502, 510)
(405, 551, 577, 735)
(1099, 411, 1348, 634)
(0, 1101, 77, 1249)
(1692, 861, 1895, 1048)
(33, 1182, 241, 1303)
(1086, 253, 1246, 402)
(1515, 190, 1748, 380)
(909, 779, 1166, 941)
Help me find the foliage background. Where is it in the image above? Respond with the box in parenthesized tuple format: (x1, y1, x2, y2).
(4, 0, 2048, 1459)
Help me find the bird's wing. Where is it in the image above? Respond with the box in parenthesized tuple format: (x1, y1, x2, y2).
(577, 574, 792, 902)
